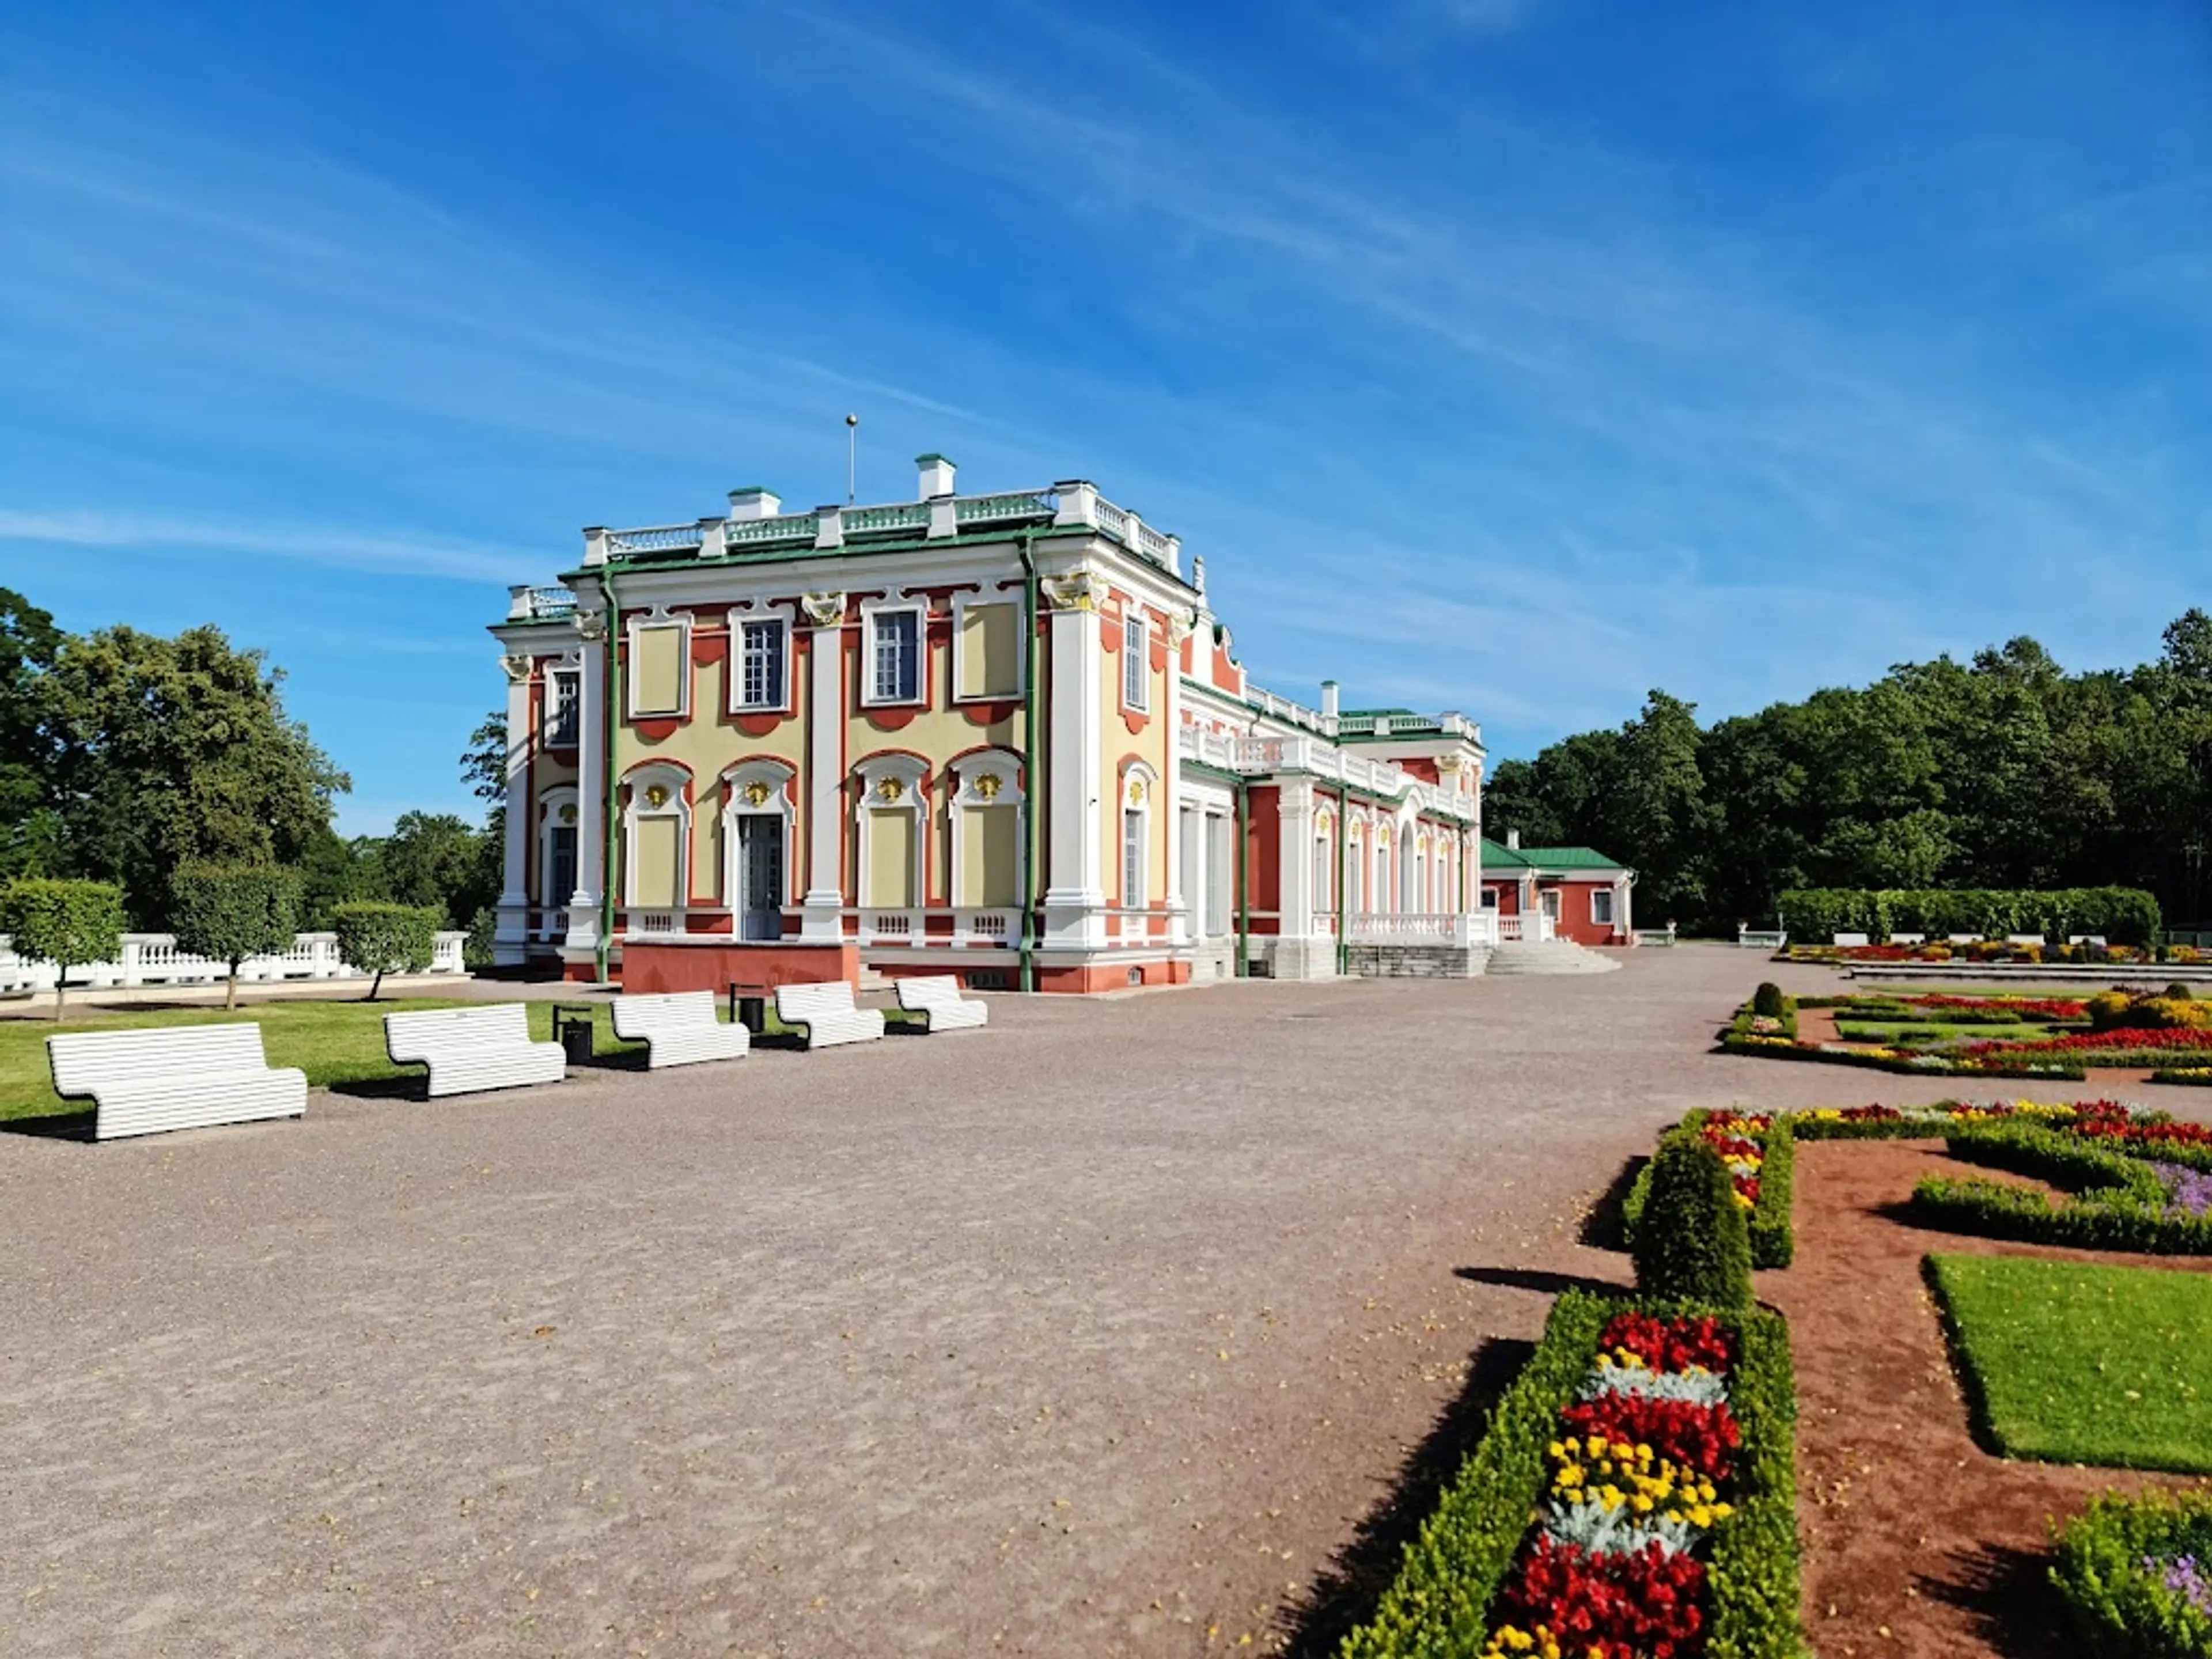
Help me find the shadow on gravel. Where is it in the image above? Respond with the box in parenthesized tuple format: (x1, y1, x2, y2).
(1577, 1155, 1649, 1251)
(1452, 1264, 1630, 1298)
(1275, 1336, 1536, 1658)
(1916, 1540, 2073, 1658)
(324, 1075, 430, 1102)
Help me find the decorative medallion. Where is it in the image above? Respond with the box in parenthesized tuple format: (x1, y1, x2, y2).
(573, 607, 608, 643)
(558, 803, 578, 826)
(645, 783, 671, 809)
(973, 772, 1002, 801)
(500, 653, 532, 684)
(1126, 777, 1147, 806)
(800, 590, 847, 629)
(874, 776, 906, 803)
(742, 781, 773, 808)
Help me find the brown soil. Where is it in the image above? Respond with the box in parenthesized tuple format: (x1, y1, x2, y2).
(1793, 1005, 2161, 1086)
(1763, 1139, 2212, 1658)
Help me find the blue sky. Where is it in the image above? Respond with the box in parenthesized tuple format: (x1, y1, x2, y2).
(3, 0, 2207, 835)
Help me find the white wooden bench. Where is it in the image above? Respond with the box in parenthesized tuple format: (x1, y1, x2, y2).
(384, 1004, 566, 1098)
(894, 975, 988, 1032)
(1891, 932, 1926, 945)
(2006, 933, 2047, 947)
(1948, 934, 1983, 944)
(48, 1023, 306, 1141)
(774, 981, 885, 1050)
(1832, 931, 1872, 948)
(1737, 926, 1787, 950)
(611, 991, 750, 1069)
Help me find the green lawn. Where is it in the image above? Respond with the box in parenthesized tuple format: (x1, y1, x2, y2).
(1836, 1019, 2072, 1046)
(0, 998, 647, 1121)
(1928, 1253, 2212, 1474)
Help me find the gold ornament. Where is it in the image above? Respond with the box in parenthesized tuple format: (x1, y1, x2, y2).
(875, 776, 906, 802)
(1126, 777, 1147, 806)
(974, 772, 1002, 800)
(645, 784, 671, 809)
(558, 803, 578, 825)
(742, 781, 772, 808)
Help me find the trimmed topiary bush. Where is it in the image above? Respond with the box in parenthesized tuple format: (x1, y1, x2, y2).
(1631, 1132, 1752, 1309)
(0, 877, 125, 1021)
(331, 902, 438, 1000)
(1751, 982, 1788, 1020)
(169, 863, 301, 1009)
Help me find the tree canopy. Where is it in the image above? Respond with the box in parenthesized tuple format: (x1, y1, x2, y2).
(1486, 611, 2212, 933)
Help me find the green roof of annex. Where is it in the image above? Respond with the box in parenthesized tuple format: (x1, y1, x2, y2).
(1480, 839, 1630, 872)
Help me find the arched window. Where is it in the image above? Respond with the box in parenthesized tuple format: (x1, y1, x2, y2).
(537, 785, 580, 910)
(1313, 809, 1334, 915)
(1120, 765, 1155, 908)
(853, 753, 930, 913)
(949, 750, 1025, 911)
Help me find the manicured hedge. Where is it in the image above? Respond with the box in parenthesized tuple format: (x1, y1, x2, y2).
(1340, 1293, 1804, 1659)
(2151, 1069, 2212, 1088)
(1632, 1134, 1753, 1306)
(1718, 1032, 2087, 1081)
(1777, 886, 2161, 945)
(1341, 1291, 1612, 1659)
(2052, 1490, 2212, 1658)
(1912, 1127, 2212, 1253)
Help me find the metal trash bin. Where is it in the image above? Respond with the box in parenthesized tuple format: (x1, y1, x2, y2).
(551, 1004, 596, 1066)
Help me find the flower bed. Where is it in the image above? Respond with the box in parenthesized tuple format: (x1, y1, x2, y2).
(2053, 1490, 2212, 1657)
(2153, 1067, 2212, 1088)
(1717, 1029, 2088, 1080)
(1912, 1123, 2212, 1253)
(1342, 1294, 1801, 1659)
(1960, 1025, 2212, 1070)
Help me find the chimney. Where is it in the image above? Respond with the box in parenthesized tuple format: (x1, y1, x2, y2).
(1506, 829, 1521, 850)
(1320, 679, 1340, 719)
(916, 453, 957, 499)
(728, 487, 781, 521)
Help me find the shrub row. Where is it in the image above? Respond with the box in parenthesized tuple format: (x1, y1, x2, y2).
(1339, 1293, 1803, 1659)
(2152, 1069, 2212, 1088)
(2052, 1490, 2212, 1658)
(1718, 1032, 2088, 1081)
(1911, 1127, 2212, 1254)
(1776, 886, 2161, 945)
(1340, 1291, 1612, 1659)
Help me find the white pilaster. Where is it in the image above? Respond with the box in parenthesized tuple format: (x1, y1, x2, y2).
(1278, 779, 1315, 938)
(801, 594, 849, 940)
(1163, 617, 1188, 947)
(1041, 575, 1105, 950)
(565, 619, 607, 961)
(493, 654, 533, 965)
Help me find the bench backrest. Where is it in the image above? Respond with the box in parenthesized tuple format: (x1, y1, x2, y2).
(775, 981, 858, 1021)
(386, 1003, 533, 1062)
(898, 976, 967, 1009)
(614, 991, 718, 1031)
(50, 1022, 274, 1097)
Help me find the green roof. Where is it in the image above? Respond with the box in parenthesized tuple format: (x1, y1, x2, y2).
(1480, 839, 1628, 872)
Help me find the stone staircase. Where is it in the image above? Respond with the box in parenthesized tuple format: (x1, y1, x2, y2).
(1483, 940, 1622, 976)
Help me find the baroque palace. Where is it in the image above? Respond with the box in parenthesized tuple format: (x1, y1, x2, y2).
(489, 456, 1586, 994)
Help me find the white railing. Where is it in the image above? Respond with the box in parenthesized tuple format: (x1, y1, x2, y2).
(955, 491, 1058, 527)
(1346, 912, 1498, 948)
(0, 931, 468, 994)
(952, 908, 1020, 946)
(626, 911, 681, 937)
(1107, 908, 1156, 943)
(1496, 914, 1558, 944)
(607, 524, 706, 555)
(506, 584, 577, 622)
(1632, 924, 1677, 947)
(724, 512, 820, 548)
(860, 909, 923, 945)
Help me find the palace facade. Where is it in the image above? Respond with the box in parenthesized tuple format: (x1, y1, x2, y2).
(487, 456, 1503, 993)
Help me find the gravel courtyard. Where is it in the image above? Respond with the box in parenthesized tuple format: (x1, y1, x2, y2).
(0, 949, 2108, 1658)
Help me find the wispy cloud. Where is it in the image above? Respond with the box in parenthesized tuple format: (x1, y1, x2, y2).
(0, 509, 544, 585)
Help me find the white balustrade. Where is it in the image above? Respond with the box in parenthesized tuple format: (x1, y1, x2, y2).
(1345, 912, 1496, 948)
(952, 908, 1020, 946)
(0, 931, 472, 993)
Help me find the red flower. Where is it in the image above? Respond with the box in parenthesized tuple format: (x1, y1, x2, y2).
(1597, 1312, 1734, 1374)
(1560, 1394, 1742, 1479)
(1499, 1536, 1709, 1656)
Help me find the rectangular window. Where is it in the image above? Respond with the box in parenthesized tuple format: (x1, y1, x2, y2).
(1591, 888, 1615, 926)
(957, 603, 1020, 698)
(546, 669, 580, 747)
(870, 610, 921, 703)
(1313, 833, 1331, 913)
(1122, 807, 1146, 907)
(546, 824, 577, 906)
(737, 619, 786, 710)
(1122, 612, 1147, 711)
